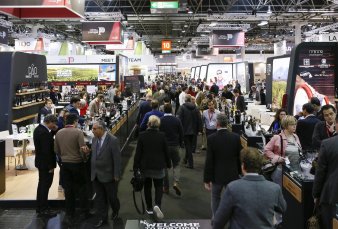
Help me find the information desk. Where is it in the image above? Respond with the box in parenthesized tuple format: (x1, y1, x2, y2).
(282, 168, 314, 229)
(125, 219, 212, 229)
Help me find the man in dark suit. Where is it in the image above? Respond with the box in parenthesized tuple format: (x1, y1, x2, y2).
(204, 113, 242, 218)
(313, 116, 338, 229)
(136, 94, 152, 126)
(296, 103, 320, 150)
(65, 96, 85, 124)
(213, 147, 287, 229)
(312, 105, 336, 149)
(232, 88, 246, 112)
(90, 120, 121, 228)
(37, 99, 53, 124)
(33, 114, 58, 217)
(177, 94, 202, 169)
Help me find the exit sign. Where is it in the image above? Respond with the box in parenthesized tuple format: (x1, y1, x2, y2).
(151, 1, 179, 9)
(162, 40, 172, 51)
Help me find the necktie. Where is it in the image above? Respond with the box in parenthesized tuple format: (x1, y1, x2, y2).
(96, 138, 101, 157)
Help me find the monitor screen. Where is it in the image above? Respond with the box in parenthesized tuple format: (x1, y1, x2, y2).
(292, 46, 336, 115)
(206, 64, 233, 89)
(47, 64, 116, 82)
(200, 65, 207, 81)
(191, 67, 196, 79)
(195, 66, 201, 80)
(272, 57, 290, 109)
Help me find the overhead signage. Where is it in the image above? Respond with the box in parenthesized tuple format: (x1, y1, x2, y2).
(82, 21, 123, 45)
(0, 0, 85, 19)
(150, 1, 179, 9)
(15, 37, 50, 52)
(150, 1, 179, 13)
(106, 34, 135, 50)
(0, 25, 8, 44)
(162, 40, 172, 51)
(274, 40, 287, 56)
(196, 45, 218, 56)
(211, 30, 245, 47)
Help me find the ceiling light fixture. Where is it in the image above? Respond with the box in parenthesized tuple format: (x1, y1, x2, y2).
(187, 8, 193, 14)
(182, 30, 186, 33)
(267, 6, 272, 14)
(209, 22, 217, 27)
(184, 24, 188, 28)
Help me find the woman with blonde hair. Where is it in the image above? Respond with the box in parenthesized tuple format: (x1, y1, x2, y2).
(133, 115, 171, 219)
(264, 115, 302, 227)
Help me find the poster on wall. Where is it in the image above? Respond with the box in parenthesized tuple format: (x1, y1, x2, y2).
(292, 47, 335, 115)
(253, 62, 266, 83)
(272, 57, 290, 110)
(124, 75, 141, 93)
(47, 64, 116, 82)
(206, 64, 233, 89)
(200, 65, 207, 81)
(236, 62, 247, 93)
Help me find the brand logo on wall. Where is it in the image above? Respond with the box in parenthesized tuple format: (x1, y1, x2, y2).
(26, 64, 39, 79)
(88, 27, 106, 36)
(212, 30, 244, 47)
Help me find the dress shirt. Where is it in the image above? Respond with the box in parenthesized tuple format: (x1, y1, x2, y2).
(203, 109, 220, 130)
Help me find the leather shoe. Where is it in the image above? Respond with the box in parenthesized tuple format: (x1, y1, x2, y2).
(94, 219, 106, 228)
(173, 184, 181, 196)
(163, 187, 169, 194)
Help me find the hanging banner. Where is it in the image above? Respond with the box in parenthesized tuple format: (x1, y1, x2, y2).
(15, 37, 50, 52)
(274, 40, 287, 56)
(196, 45, 218, 56)
(82, 21, 123, 45)
(0, 0, 85, 19)
(106, 35, 135, 50)
(0, 25, 8, 44)
(211, 30, 245, 47)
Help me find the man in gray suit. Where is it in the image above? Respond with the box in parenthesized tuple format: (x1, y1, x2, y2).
(90, 120, 121, 228)
(213, 147, 286, 229)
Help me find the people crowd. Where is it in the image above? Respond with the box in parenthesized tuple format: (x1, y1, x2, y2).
(33, 74, 337, 229)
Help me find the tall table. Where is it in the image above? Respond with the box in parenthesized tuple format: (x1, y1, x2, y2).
(6, 133, 31, 170)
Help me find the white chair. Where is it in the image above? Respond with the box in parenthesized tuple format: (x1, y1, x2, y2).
(0, 130, 22, 176)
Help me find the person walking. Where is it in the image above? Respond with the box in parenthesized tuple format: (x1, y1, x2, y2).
(202, 100, 220, 137)
(177, 94, 202, 169)
(140, 100, 164, 131)
(204, 113, 242, 219)
(213, 148, 286, 229)
(133, 115, 171, 219)
(90, 121, 121, 228)
(34, 114, 58, 217)
(160, 104, 184, 196)
(54, 113, 90, 225)
(312, 115, 338, 229)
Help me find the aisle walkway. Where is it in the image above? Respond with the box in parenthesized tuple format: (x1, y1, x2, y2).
(0, 137, 212, 229)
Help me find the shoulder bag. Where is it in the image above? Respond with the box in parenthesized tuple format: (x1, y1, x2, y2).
(261, 135, 283, 180)
(130, 169, 145, 214)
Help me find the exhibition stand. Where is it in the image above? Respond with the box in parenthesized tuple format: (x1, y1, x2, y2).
(282, 168, 314, 229)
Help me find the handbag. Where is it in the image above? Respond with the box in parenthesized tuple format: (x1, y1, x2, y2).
(130, 169, 145, 214)
(261, 135, 283, 181)
(307, 204, 320, 229)
(130, 169, 144, 192)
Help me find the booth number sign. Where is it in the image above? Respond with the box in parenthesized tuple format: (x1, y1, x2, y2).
(162, 40, 172, 51)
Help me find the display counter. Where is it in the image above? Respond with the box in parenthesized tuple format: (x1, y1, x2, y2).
(282, 167, 314, 229)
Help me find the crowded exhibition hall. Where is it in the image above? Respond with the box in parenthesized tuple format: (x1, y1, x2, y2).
(0, 0, 337, 229)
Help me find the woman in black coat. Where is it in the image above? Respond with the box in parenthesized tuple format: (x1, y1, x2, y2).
(133, 115, 171, 219)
